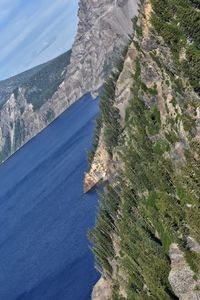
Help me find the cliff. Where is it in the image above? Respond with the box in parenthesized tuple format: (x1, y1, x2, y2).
(87, 0, 200, 298)
(60, 0, 138, 103)
(0, 0, 138, 163)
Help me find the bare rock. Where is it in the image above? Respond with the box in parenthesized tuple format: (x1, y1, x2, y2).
(169, 243, 200, 300)
(92, 277, 112, 300)
(83, 133, 109, 193)
(61, 0, 139, 105)
(187, 237, 200, 253)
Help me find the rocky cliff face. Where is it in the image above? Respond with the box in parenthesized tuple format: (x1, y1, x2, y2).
(60, 0, 138, 103)
(0, 0, 138, 163)
(87, 0, 200, 298)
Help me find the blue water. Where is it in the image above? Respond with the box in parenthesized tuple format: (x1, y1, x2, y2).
(0, 94, 100, 300)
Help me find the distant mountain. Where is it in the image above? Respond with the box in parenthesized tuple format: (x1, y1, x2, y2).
(0, 65, 45, 105)
(0, 64, 46, 105)
(0, 50, 71, 162)
(0, 51, 71, 108)
(13, 51, 71, 111)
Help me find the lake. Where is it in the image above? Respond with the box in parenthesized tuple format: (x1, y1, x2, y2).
(0, 94, 100, 299)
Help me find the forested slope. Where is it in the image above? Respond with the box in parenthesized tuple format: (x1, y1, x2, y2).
(87, 0, 200, 299)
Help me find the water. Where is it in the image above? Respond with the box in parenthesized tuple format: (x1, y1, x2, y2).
(0, 94, 100, 300)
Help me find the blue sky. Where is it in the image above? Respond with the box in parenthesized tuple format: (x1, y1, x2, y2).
(0, 0, 79, 80)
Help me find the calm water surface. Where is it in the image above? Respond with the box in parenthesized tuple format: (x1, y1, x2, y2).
(0, 94, 100, 300)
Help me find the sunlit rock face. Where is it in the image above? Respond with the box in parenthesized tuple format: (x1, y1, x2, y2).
(60, 0, 138, 104)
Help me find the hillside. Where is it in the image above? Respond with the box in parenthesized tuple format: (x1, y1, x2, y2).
(85, 0, 200, 299)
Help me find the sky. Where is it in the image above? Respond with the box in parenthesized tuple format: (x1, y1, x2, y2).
(0, 0, 79, 80)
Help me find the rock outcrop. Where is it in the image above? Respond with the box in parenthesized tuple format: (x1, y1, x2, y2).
(92, 277, 112, 300)
(169, 244, 200, 300)
(84, 134, 109, 193)
(187, 237, 200, 254)
(0, 0, 138, 163)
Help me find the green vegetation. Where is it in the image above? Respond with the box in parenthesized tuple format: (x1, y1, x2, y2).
(14, 119, 24, 150)
(89, 44, 131, 159)
(89, 1, 200, 298)
(45, 109, 55, 123)
(25, 50, 71, 110)
(89, 184, 120, 276)
(13, 87, 19, 99)
(91, 78, 199, 297)
(151, 0, 200, 94)
(88, 115, 102, 166)
(2, 134, 11, 160)
(100, 77, 121, 157)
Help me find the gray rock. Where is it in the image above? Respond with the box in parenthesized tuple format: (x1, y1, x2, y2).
(169, 243, 200, 300)
(187, 237, 200, 253)
(61, 0, 139, 104)
(142, 36, 159, 51)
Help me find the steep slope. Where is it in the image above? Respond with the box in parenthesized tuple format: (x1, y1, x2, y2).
(86, 0, 200, 299)
(59, 0, 138, 102)
(0, 0, 138, 163)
